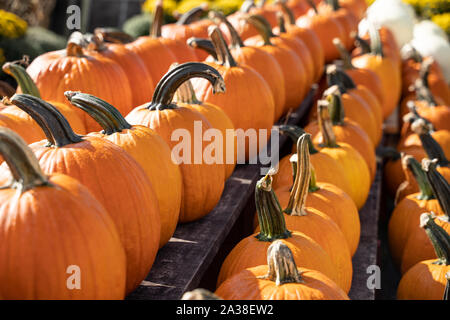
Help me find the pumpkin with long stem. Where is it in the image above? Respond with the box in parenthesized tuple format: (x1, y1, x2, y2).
(242, 15, 306, 113)
(245, 14, 313, 91)
(174, 72, 237, 179)
(24, 31, 133, 132)
(3, 60, 86, 134)
(216, 240, 349, 300)
(296, 0, 345, 62)
(333, 37, 384, 107)
(305, 88, 376, 181)
(273, 124, 353, 201)
(397, 213, 450, 300)
(351, 24, 401, 120)
(395, 154, 427, 205)
(209, 10, 286, 121)
(217, 171, 339, 289)
(400, 159, 450, 274)
(275, 0, 324, 82)
(191, 26, 275, 161)
(126, 62, 226, 222)
(0, 128, 127, 300)
(161, 5, 213, 60)
(4, 94, 161, 294)
(65, 91, 182, 248)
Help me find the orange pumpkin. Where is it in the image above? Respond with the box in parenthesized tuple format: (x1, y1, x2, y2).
(191, 26, 275, 161)
(126, 62, 226, 223)
(65, 92, 182, 248)
(24, 32, 133, 132)
(339, 0, 367, 20)
(216, 241, 349, 300)
(217, 172, 339, 289)
(0, 128, 127, 300)
(7, 94, 160, 295)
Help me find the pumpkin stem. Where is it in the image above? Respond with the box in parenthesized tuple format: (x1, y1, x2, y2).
(420, 213, 450, 266)
(2, 60, 41, 98)
(258, 240, 303, 285)
(284, 133, 311, 216)
(444, 272, 450, 300)
(187, 37, 218, 60)
(65, 91, 132, 135)
(333, 38, 354, 70)
(377, 146, 401, 161)
(0, 127, 49, 192)
(288, 153, 298, 191)
(255, 170, 292, 241)
(149, 62, 225, 110)
(276, 0, 296, 25)
(415, 58, 437, 107)
(367, 23, 384, 57)
(10, 94, 83, 147)
(66, 31, 86, 56)
(305, 0, 319, 14)
(176, 4, 208, 25)
(277, 12, 287, 34)
(278, 124, 319, 154)
(326, 65, 356, 93)
(150, 0, 163, 38)
(209, 10, 245, 49)
(317, 100, 339, 148)
(94, 28, 135, 44)
(422, 159, 450, 219)
(323, 86, 345, 126)
(175, 78, 201, 105)
(209, 25, 238, 68)
(245, 15, 273, 46)
(327, 0, 340, 11)
(402, 154, 435, 200)
(308, 165, 320, 192)
(354, 35, 371, 55)
(84, 33, 107, 52)
(411, 118, 449, 167)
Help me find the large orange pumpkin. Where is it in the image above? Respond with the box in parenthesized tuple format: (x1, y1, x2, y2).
(6, 94, 161, 295)
(216, 241, 349, 300)
(126, 62, 226, 223)
(0, 128, 127, 300)
(65, 92, 182, 248)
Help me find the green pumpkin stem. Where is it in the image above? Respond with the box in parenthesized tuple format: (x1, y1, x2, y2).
(150, 0, 163, 38)
(278, 124, 319, 154)
(258, 240, 303, 285)
(317, 100, 339, 148)
(277, 0, 296, 25)
(10, 94, 83, 147)
(415, 58, 438, 107)
(209, 25, 238, 67)
(323, 86, 345, 126)
(367, 23, 384, 57)
(2, 60, 41, 98)
(305, 0, 319, 14)
(354, 35, 371, 54)
(411, 118, 449, 166)
(187, 37, 218, 60)
(326, 65, 356, 93)
(333, 38, 354, 70)
(421, 213, 450, 265)
(0, 127, 49, 192)
(149, 62, 225, 110)
(255, 171, 292, 241)
(65, 91, 132, 135)
(176, 5, 208, 25)
(422, 159, 450, 218)
(277, 12, 287, 34)
(245, 15, 273, 46)
(284, 133, 311, 216)
(209, 11, 245, 49)
(402, 154, 434, 200)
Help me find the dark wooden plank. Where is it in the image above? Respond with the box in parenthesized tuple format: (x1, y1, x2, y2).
(127, 89, 316, 300)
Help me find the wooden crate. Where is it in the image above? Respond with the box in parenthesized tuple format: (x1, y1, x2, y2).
(127, 89, 383, 300)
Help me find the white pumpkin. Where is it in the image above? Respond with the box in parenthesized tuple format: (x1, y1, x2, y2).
(413, 20, 448, 42)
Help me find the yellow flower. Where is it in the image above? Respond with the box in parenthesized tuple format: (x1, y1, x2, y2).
(211, 0, 242, 15)
(142, 0, 178, 15)
(432, 13, 450, 36)
(0, 9, 28, 39)
(176, 0, 211, 14)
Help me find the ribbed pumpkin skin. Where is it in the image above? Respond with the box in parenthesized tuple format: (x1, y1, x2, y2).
(216, 265, 349, 300)
(0, 110, 44, 145)
(159, 38, 198, 63)
(397, 260, 450, 300)
(89, 43, 155, 107)
(401, 218, 450, 274)
(25, 51, 133, 132)
(231, 46, 286, 121)
(388, 194, 442, 267)
(1, 101, 86, 135)
(0, 137, 161, 294)
(180, 102, 237, 179)
(126, 106, 225, 223)
(89, 126, 182, 248)
(305, 119, 377, 181)
(0, 174, 127, 300)
(216, 232, 338, 288)
(346, 68, 384, 107)
(192, 64, 275, 161)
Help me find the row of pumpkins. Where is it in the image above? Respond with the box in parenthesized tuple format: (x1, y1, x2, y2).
(0, 0, 447, 300)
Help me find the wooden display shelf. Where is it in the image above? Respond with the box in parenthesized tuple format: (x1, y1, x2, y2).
(127, 88, 383, 300)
